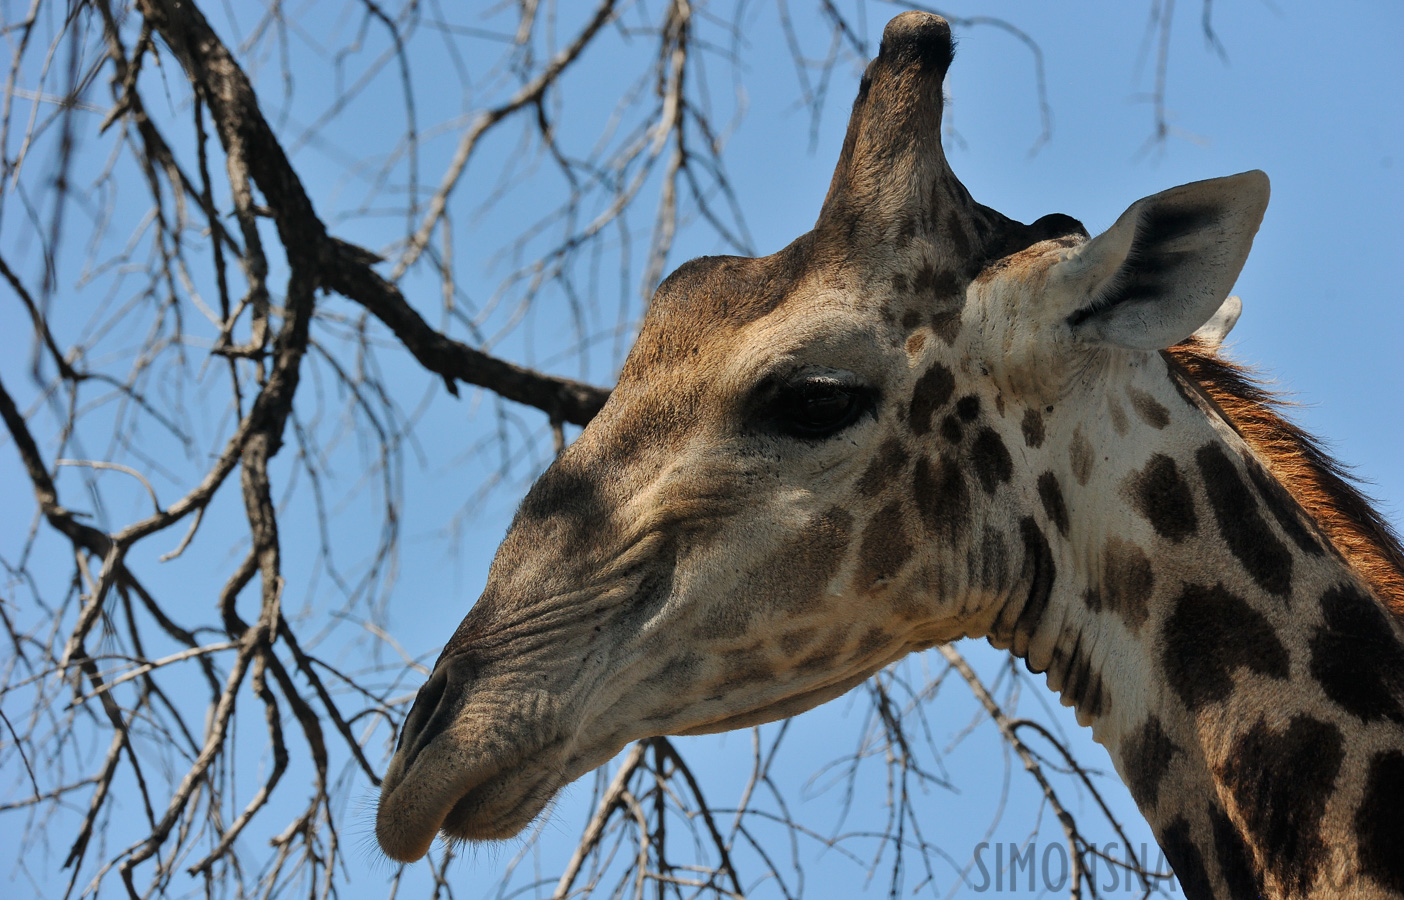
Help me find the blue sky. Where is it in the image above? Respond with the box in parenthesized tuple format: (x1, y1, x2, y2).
(2, 2, 1401, 898)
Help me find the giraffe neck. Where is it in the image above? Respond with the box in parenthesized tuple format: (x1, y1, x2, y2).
(971, 353, 1404, 899)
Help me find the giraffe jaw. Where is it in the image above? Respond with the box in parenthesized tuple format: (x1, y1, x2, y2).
(675, 658, 898, 736)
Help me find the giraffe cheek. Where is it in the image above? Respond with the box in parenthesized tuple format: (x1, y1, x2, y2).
(857, 501, 914, 591)
(750, 506, 854, 617)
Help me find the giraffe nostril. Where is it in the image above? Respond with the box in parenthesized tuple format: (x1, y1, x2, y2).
(396, 665, 453, 761)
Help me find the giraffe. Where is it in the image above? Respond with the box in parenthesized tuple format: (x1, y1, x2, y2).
(375, 12, 1404, 898)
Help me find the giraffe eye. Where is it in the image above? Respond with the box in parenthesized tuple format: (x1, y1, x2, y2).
(769, 376, 874, 439)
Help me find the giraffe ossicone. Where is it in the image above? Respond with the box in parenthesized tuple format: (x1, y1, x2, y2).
(376, 12, 1404, 898)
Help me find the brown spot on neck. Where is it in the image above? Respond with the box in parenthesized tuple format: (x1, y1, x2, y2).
(1127, 385, 1171, 429)
(1069, 428, 1093, 486)
(858, 501, 913, 588)
(1108, 396, 1129, 435)
(1021, 409, 1045, 448)
(913, 454, 969, 539)
(1083, 536, 1153, 632)
(1123, 453, 1197, 542)
(930, 307, 961, 345)
(858, 439, 911, 497)
(1167, 340, 1404, 619)
(1120, 716, 1181, 809)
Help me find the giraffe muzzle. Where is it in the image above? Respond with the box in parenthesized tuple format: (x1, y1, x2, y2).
(375, 649, 581, 860)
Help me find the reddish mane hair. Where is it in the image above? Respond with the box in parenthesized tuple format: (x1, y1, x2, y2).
(1167, 340, 1404, 620)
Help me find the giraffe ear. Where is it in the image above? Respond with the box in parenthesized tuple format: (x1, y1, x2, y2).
(1053, 171, 1269, 351)
(1189, 294, 1243, 347)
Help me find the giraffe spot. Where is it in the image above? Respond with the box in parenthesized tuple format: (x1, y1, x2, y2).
(631, 566, 676, 622)
(646, 652, 702, 688)
(1124, 453, 1197, 542)
(1108, 396, 1129, 435)
(1355, 750, 1404, 895)
(887, 581, 927, 621)
(1127, 386, 1171, 429)
(853, 626, 890, 660)
(1208, 803, 1264, 899)
(939, 414, 962, 444)
(1162, 583, 1289, 711)
(514, 461, 610, 550)
(912, 262, 961, 303)
(697, 605, 749, 641)
(1196, 443, 1292, 598)
(974, 526, 1010, 595)
(904, 331, 927, 357)
(900, 309, 922, 330)
(908, 362, 955, 435)
(970, 210, 995, 243)
(731, 507, 852, 625)
(955, 395, 980, 421)
(1020, 409, 1045, 448)
(943, 209, 972, 262)
(1159, 818, 1214, 900)
(1036, 472, 1069, 537)
(778, 627, 818, 656)
(930, 308, 961, 345)
(895, 213, 919, 243)
(858, 501, 912, 588)
(1217, 716, 1342, 895)
(1069, 429, 1093, 486)
(1007, 517, 1055, 653)
(722, 647, 774, 684)
(796, 630, 849, 673)
(1244, 461, 1324, 556)
(857, 438, 910, 497)
(1084, 537, 1154, 632)
(970, 428, 1012, 494)
(1120, 716, 1181, 809)
(913, 454, 969, 540)
(1309, 583, 1404, 725)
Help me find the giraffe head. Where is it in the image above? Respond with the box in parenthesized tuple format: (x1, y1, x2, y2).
(375, 12, 1268, 862)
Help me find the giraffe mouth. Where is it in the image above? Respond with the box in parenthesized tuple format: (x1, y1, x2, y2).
(436, 767, 559, 842)
(376, 735, 571, 861)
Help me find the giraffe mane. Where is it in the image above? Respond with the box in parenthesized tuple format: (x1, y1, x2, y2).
(1166, 339, 1404, 620)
